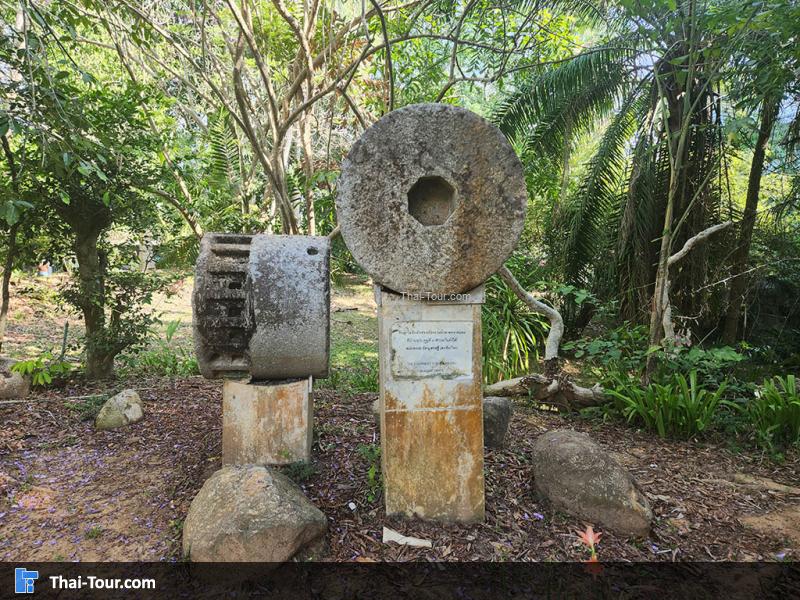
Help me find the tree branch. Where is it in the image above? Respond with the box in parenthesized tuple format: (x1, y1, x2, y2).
(497, 264, 564, 370)
(368, 0, 394, 111)
(668, 221, 732, 267)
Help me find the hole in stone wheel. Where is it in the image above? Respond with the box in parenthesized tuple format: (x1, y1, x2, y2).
(307, 247, 319, 255)
(407, 176, 456, 226)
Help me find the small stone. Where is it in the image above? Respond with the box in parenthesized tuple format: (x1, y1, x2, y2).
(532, 429, 652, 537)
(0, 358, 31, 399)
(183, 465, 327, 562)
(94, 389, 144, 430)
(483, 396, 512, 448)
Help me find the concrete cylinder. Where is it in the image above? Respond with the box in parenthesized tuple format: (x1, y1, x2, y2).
(193, 233, 330, 380)
(248, 234, 330, 380)
(336, 103, 527, 295)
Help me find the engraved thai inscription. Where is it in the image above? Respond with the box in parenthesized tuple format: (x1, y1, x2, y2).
(390, 321, 473, 379)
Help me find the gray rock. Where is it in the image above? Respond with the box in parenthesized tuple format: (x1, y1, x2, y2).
(483, 396, 512, 447)
(183, 465, 327, 562)
(95, 389, 144, 430)
(0, 358, 30, 399)
(336, 104, 527, 295)
(532, 429, 652, 537)
(193, 233, 330, 380)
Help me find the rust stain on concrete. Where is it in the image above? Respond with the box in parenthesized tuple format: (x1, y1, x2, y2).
(382, 406, 484, 522)
(222, 378, 312, 466)
(378, 288, 486, 523)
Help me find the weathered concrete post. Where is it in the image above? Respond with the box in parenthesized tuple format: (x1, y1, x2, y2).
(336, 104, 527, 522)
(377, 286, 486, 521)
(222, 378, 313, 465)
(193, 233, 330, 465)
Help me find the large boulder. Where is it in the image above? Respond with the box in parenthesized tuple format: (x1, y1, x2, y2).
(532, 429, 652, 537)
(483, 397, 512, 448)
(94, 389, 144, 430)
(183, 465, 327, 562)
(0, 358, 30, 399)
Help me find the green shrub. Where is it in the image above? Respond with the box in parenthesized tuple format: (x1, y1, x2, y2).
(11, 352, 73, 387)
(482, 274, 549, 383)
(130, 346, 199, 377)
(652, 345, 745, 390)
(727, 375, 800, 451)
(608, 371, 727, 439)
(563, 323, 649, 372)
(567, 329, 745, 394)
(119, 320, 199, 376)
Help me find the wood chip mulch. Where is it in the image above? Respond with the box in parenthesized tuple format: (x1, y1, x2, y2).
(1, 377, 798, 562)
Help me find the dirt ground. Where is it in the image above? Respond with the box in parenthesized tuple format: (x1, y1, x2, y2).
(2, 274, 799, 563)
(1, 376, 798, 563)
(3, 273, 195, 363)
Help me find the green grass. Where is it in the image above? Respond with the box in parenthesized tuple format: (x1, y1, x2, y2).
(65, 395, 107, 421)
(318, 281, 379, 394)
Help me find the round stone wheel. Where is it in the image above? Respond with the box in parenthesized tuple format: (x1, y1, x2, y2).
(336, 103, 527, 295)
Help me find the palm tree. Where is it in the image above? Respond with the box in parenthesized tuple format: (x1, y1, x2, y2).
(493, 0, 773, 346)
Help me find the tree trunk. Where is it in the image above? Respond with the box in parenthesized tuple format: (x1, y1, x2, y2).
(1, 133, 21, 354)
(484, 374, 606, 412)
(74, 230, 113, 379)
(646, 159, 679, 379)
(0, 222, 19, 354)
(721, 96, 780, 344)
(646, 62, 690, 380)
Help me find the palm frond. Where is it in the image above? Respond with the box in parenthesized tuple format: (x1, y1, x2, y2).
(207, 109, 241, 193)
(492, 43, 635, 167)
(560, 89, 647, 285)
(509, 0, 611, 25)
(617, 131, 669, 319)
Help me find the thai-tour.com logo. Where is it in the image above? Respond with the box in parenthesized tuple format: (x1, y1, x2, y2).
(14, 567, 156, 594)
(14, 568, 38, 594)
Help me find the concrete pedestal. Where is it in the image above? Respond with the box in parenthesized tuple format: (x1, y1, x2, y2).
(222, 378, 312, 466)
(377, 286, 485, 522)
